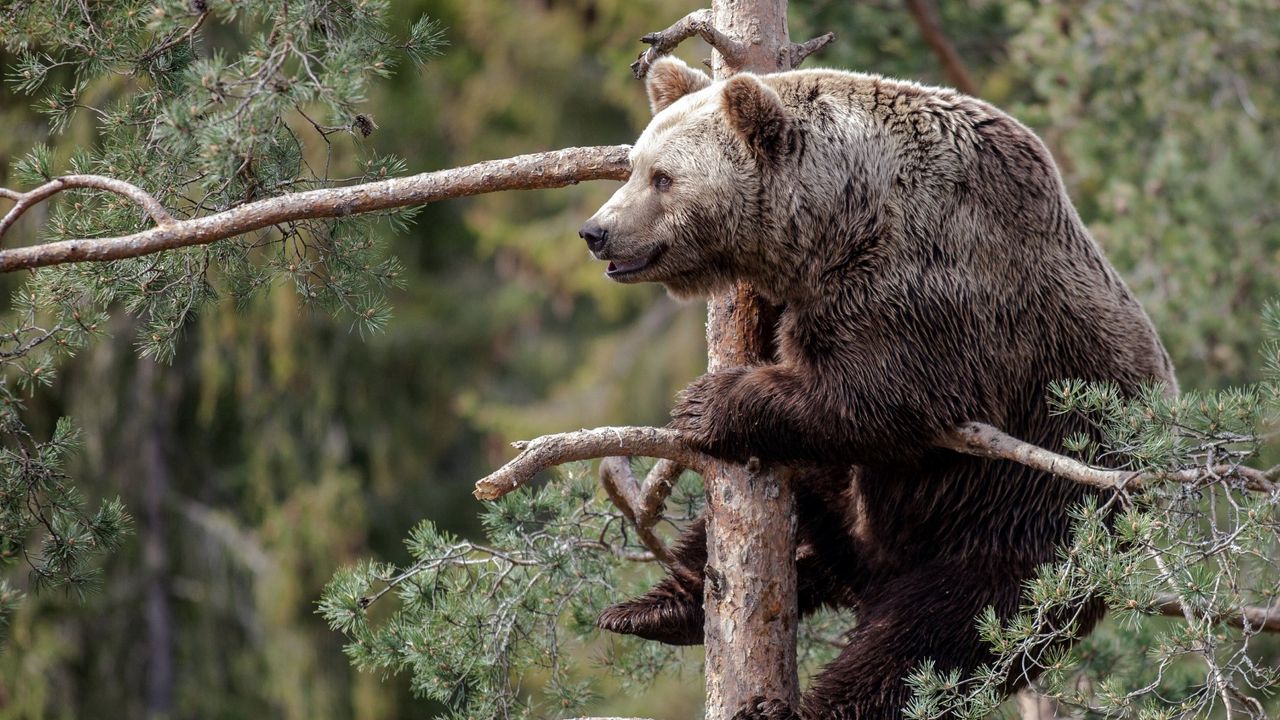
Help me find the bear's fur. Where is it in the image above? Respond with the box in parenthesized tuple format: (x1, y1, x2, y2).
(581, 57, 1175, 719)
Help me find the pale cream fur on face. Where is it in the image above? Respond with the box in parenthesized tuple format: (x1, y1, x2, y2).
(584, 80, 748, 297)
(589, 87, 721, 238)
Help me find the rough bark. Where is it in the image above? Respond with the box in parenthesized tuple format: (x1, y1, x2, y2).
(0, 145, 630, 272)
(703, 2, 800, 716)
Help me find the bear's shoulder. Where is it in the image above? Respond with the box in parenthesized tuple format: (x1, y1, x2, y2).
(760, 68, 1012, 144)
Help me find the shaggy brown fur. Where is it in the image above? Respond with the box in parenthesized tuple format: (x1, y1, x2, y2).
(581, 57, 1175, 719)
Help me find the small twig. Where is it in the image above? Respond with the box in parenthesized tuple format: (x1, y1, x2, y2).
(0, 145, 630, 272)
(1154, 593, 1280, 634)
(137, 10, 209, 64)
(473, 426, 709, 501)
(631, 8, 746, 79)
(0, 175, 176, 240)
(903, 0, 979, 96)
(786, 32, 836, 69)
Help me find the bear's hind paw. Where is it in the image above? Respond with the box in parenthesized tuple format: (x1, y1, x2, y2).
(597, 592, 703, 646)
(730, 697, 801, 720)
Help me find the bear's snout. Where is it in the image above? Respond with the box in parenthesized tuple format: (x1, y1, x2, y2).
(579, 219, 609, 254)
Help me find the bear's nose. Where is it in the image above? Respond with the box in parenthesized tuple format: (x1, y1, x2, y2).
(579, 219, 608, 254)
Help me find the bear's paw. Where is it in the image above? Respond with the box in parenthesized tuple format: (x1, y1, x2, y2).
(731, 697, 802, 720)
(597, 586, 704, 646)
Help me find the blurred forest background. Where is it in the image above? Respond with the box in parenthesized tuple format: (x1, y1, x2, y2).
(0, 0, 1276, 718)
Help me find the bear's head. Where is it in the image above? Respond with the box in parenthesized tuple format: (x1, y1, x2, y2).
(579, 56, 797, 300)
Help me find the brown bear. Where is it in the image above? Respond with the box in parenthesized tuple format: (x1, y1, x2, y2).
(579, 56, 1175, 719)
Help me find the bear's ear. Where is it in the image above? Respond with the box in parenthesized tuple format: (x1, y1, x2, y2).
(646, 57, 713, 115)
(722, 74, 793, 159)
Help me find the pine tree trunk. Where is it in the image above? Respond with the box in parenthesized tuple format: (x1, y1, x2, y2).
(703, 2, 799, 717)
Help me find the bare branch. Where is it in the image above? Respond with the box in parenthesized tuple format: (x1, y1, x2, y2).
(903, 0, 979, 96)
(137, 9, 209, 63)
(598, 457, 673, 564)
(631, 8, 746, 79)
(939, 422, 1277, 494)
(1155, 594, 1280, 633)
(939, 422, 1142, 491)
(0, 175, 176, 239)
(786, 32, 836, 69)
(479, 420, 1274, 530)
(0, 145, 631, 273)
(639, 458, 684, 520)
(473, 426, 708, 501)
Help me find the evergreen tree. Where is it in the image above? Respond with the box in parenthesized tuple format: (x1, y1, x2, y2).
(0, 1, 1276, 718)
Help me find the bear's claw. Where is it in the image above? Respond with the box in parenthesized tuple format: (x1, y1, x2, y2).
(730, 697, 801, 720)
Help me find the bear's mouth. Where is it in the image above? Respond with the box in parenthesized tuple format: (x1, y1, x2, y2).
(605, 246, 664, 280)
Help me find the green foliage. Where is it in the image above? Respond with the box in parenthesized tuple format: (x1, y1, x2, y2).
(2, 0, 440, 356)
(319, 463, 698, 719)
(1005, 0, 1280, 389)
(0, 0, 441, 641)
(909, 311, 1280, 718)
(0, 0, 1277, 717)
(0, 411, 131, 607)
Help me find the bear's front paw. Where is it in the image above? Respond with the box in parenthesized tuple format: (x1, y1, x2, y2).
(669, 369, 749, 460)
(731, 697, 801, 720)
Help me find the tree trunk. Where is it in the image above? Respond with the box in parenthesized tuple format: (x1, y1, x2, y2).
(703, 2, 799, 717)
(138, 360, 175, 720)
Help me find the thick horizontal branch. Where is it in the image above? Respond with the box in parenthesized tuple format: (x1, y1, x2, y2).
(480, 422, 1279, 637)
(1155, 593, 1280, 633)
(480, 421, 1276, 503)
(631, 8, 745, 79)
(939, 422, 1277, 494)
(0, 145, 631, 273)
(473, 426, 709, 501)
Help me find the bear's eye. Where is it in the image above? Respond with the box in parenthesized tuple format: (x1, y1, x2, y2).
(651, 171, 673, 192)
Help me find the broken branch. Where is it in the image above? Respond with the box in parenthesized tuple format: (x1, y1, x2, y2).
(631, 8, 746, 79)
(473, 426, 708, 501)
(0, 145, 631, 273)
(786, 32, 836, 69)
(639, 458, 684, 520)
